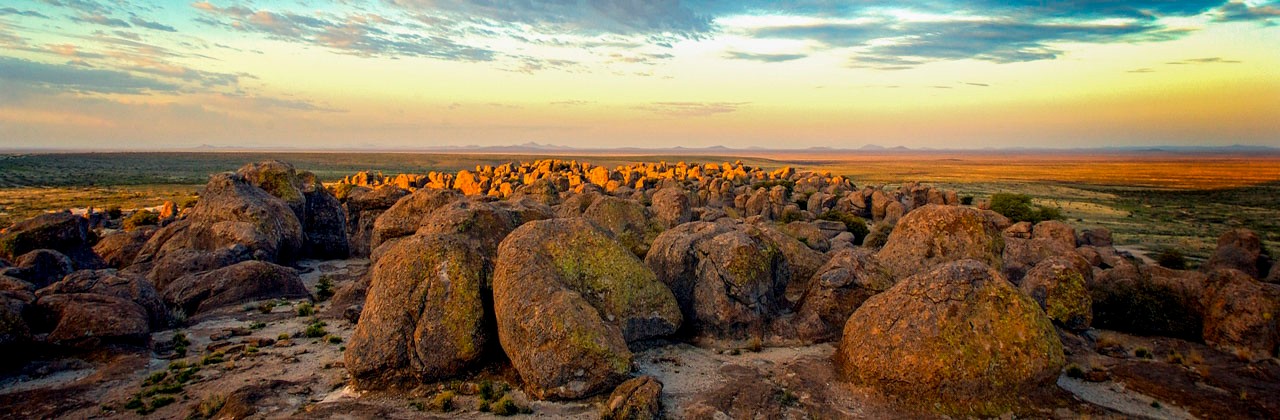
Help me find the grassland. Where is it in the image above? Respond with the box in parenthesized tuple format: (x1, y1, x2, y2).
(2, 151, 1278, 262)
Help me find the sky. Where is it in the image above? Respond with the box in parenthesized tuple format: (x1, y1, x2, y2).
(0, 1, 1278, 150)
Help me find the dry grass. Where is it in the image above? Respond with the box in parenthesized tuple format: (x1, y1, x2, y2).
(0, 185, 198, 227)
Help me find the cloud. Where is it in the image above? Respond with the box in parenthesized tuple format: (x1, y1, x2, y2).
(1215, 1, 1280, 22)
(387, 0, 713, 38)
(72, 13, 131, 28)
(130, 16, 177, 32)
(724, 51, 807, 63)
(39, 0, 107, 14)
(192, 3, 497, 62)
(1167, 57, 1242, 64)
(0, 56, 178, 95)
(0, 7, 49, 18)
(638, 101, 748, 117)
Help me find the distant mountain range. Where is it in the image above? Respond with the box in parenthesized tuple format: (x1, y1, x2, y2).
(5, 143, 1277, 155)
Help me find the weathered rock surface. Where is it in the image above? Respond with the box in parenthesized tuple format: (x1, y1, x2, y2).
(493, 218, 681, 400)
(93, 226, 156, 269)
(33, 293, 150, 346)
(600, 375, 663, 420)
(414, 199, 515, 256)
(1018, 256, 1092, 331)
(0, 212, 92, 263)
(1200, 269, 1279, 361)
(369, 188, 459, 251)
(237, 161, 349, 259)
(834, 260, 1064, 416)
(650, 188, 692, 230)
(342, 185, 409, 257)
(1203, 228, 1272, 279)
(39, 269, 167, 329)
(794, 248, 894, 342)
(644, 222, 789, 344)
(5, 249, 74, 289)
(163, 260, 308, 317)
(135, 173, 304, 283)
(582, 196, 658, 258)
(346, 234, 491, 388)
(876, 205, 1003, 279)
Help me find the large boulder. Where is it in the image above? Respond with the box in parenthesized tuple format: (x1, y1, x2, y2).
(1200, 269, 1280, 361)
(163, 260, 308, 318)
(343, 185, 410, 257)
(833, 260, 1064, 416)
(748, 222, 826, 301)
(493, 218, 681, 400)
(0, 278, 34, 348)
(414, 199, 515, 256)
(650, 188, 692, 230)
(144, 247, 250, 292)
(793, 248, 894, 342)
(1090, 263, 1205, 340)
(33, 293, 150, 346)
(4, 249, 74, 289)
(370, 188, 459, 251)
(134, 173, 304, 280)
(876, 205, 1003, 279)
(644, 222, 789, 344)
(582, 196, 658, 258)
(39, 269, 167, 329)
(0, 212, 91, 263)
(346, 234, 491, 388)
(1202, 229, 1272, 279)
(237, 161, 349, 259)
(93, 226, 157, 269)
(1018, 256, 1092, 331)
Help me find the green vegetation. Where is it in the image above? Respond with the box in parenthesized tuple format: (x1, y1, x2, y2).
(126, 362, 202, 415)
(817, 209, 870, 244)
(248, 321, 266, 330)
(430, 391, 456, 412)
(1135, 348, 1153, 359)
(171, 332, 189, 358)
(122, 210, 159, 230)
(989, 193, 1063, 223)
(304, 319, 328, 338)
(315, 276, 335, 301)
(1065, 364, 1086, 379)
(296, 302, 315, 317)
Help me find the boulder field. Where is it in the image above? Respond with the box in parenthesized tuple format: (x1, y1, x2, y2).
(2, 158, 1278, 418)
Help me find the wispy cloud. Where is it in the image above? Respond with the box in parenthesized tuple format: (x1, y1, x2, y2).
(0, 56, 178, 94)
(72, 13, 131, 28)
(0, 7, 49, 18)
(1167, 57, 1243, 64)
(130, 16, 177, 32)
(638, 101, 748, 117)
(724, 51, 807, 63)
(1215, 1, 1280, 22)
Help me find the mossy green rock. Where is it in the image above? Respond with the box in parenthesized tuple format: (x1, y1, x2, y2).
(1019, 256, 1093, 331)
(582, 196, 659, 258)
(346, 234, 491, 388)
(370, 188, 459, 251)
(834, 259, 1065, 416)
(876, 204, 1004, 279)
(493, 218, 681, 400)
(794, 248, 895, 343)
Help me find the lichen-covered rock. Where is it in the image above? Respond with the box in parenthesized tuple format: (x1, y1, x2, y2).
(1018, 256, 1092, 331)
(370, 188, 459, 251)
(163, 260, 308, 318)
(346, 234, 491, 388)
(644, 222, 789, 344)
(779, 221, 829, 252)
(1079, 227, 1112, 247)
(833, 260, 1064, 416)
(135, 172, 303, 279)
(582, 196, 658, 258)
(144, 247, 250, 292)
(493, 218, 681, 400)
(650, 188, 692, 230)
(1031, 220, 1077, 249)
(876, 205, 1003, 279)
(1002, 236, 1085, 285)
(414, 199, 515, 256)
(600, 375, 663, 420)
(1200, 269, 1279, 361)
(794, 248, 894, 342)
(93, 226, 157, 269)
(300, 174, 350, 259)
(1202, 228, 1272, 279)
(39, 269, 167, 329)
(5, 249, 74, 289)
(748, 222, 825, 302)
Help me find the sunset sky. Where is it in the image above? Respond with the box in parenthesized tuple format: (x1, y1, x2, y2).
(1, 1, 1278, 150)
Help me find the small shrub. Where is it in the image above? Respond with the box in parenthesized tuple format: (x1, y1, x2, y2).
(1135, 347, 1153, 359)
(1167, 351, 1185, 365)
(123, 396, 144, 410)
(478, 380, 496, 401)
(296, 302, 315, 317)
(779, 208, 803, 224)
(817, 210, 870, 244)
(278, 333, 291, 341)
(201, 352, 225, 366)
(151, 395, 176, 408)
(989, 193, 1064, 223)
(316, 276, 335, 301)
(409, 400, 427, 411)
(123, 210, 159, 230)
(778, 389, 798, 407)
(1150, 400, 1161, 409)
(326, 335, 343, 344)
(258, 302, 276, 314)
(1065, 364, 1086, 379)
(491, 395, 520, 416)
(248, 321, 266, 330)
(1154, 248, 1188, 270)
(143, 371, 168, 386)
(193, 394, 226, 419)
(430, 391, 456, 412)
(960, 196, 974, 206)
(304, 320, 327, 338)
(106, 205, 123, 219)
